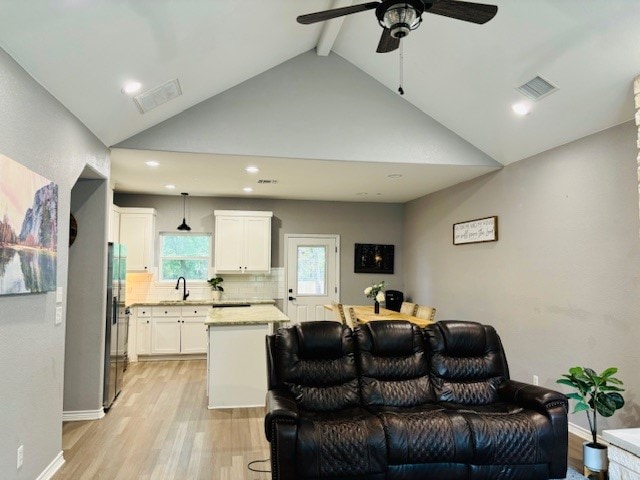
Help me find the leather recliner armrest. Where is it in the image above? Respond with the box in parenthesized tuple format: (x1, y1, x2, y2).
(264, 389, 299, 442)
(498, 380, 568, 412)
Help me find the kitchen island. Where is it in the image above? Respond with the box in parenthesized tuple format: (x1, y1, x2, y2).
(205, 304, 289, 409)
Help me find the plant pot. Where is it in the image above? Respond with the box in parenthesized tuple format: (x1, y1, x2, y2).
(583, 442, 608, 473)
(212, 290, 222, 302)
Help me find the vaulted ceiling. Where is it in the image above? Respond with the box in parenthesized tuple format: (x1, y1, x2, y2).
(1, 1, 638, 202)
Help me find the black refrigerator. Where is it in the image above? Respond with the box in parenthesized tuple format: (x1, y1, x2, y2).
(104, 242, 129, 410)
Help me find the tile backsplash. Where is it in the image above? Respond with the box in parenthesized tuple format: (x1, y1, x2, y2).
(125, 268, 284, 305)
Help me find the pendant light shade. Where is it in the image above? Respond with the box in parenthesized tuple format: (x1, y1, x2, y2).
(177, 192, 191, 231)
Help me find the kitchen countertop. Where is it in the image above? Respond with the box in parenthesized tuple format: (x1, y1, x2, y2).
(603, 428, 640, 457)
(206, 304, 289, 326)
(129, 298, 275, 307)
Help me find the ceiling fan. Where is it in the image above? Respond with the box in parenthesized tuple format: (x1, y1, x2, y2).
(297, 0, 498, 53)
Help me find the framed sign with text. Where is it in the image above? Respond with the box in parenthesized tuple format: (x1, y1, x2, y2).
(453, 216, 498, 245)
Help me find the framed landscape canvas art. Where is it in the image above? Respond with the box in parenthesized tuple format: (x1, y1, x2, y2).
(0, 154, 58, 295)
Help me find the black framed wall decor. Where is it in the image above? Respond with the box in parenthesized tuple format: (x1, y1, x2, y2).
(354, 243, 394, 274)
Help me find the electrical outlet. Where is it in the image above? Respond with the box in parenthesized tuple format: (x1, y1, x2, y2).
(55, 305, 63, 325)
(17, 445, 23, 469)
(533, 375, 539, 386)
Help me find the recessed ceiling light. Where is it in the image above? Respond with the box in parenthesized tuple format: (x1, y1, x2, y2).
(511, 102, 531, 116)
(388, 174, 402, 179)
(243, 187, 253, 193)
(122, 81, 142, 95)
(245, 166, 259, 173)
(165, 184, 176, 190)
(145, 160, 159, 167)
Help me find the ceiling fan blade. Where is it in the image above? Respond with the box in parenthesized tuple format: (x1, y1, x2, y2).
(428, 0, 498, 24)
(376, 28, 400, 53)
(297, 2, 380, 25)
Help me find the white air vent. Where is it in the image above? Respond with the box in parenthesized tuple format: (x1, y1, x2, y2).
(133, 79, 182, 114)
(257, 179, 279, 184)
(516, 75, 558, 101)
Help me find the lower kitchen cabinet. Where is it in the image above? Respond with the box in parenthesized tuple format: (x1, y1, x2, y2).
(136, 307, 152, 355)
(133, 305, 208, 357)
(152, 317, 182, 354)
(180, 319, 208, 354)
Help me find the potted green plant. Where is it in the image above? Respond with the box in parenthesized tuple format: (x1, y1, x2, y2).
(557, 366, 624, 473)
(207, 276, 224, 301)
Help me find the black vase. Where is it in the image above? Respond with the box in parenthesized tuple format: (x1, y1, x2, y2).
(374, 301, 380, 314)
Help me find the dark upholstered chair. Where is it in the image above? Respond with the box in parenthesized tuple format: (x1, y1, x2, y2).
(265, 321, 386, 480)
(426, 321, 568, 479)
(265, 320, 568, 480)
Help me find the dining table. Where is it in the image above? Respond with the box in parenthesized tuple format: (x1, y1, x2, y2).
(324, 304, 434, 328)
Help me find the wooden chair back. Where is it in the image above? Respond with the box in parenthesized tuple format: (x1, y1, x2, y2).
(331, 302, 347, 324)
(400, 301, 418, 316)
(414, 305, 436, 322)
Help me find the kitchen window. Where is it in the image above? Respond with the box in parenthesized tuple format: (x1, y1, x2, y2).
(159, 233, 211, 281)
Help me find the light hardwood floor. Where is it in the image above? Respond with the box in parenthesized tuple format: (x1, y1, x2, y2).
(54, 360, 270, 480)
(54, 360, 584, 480)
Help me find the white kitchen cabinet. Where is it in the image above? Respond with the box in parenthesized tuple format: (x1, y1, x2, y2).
(136, 306, 207, 356)
(136, 307, 152, 355)
(214, 210, 272, 274)
(151, 306, 182, 354)
(119, 208, 156, 272)
(152, 318, 181, 354)
(181, 306, 209, 354)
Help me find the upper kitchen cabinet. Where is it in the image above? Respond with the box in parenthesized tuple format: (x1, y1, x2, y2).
(119, 207, 157, 272)
(214, 210, 272, 274)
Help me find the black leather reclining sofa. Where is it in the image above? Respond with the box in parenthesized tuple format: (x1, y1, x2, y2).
(265, 320, 568, 480)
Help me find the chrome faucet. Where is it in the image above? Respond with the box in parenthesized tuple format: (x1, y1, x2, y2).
(175, 276, 189, 301)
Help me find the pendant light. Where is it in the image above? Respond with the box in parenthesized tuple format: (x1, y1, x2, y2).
(177, 192, 191, 231)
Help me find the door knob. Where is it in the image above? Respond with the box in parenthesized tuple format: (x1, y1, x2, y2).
(288, 296, 296, 301)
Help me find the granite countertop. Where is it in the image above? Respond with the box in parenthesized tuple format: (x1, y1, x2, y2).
(129, 298, 275, 307)
(603, 428, 640, 457)
(206, 304, 290, 326)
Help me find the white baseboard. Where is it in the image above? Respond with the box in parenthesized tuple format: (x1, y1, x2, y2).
(569, 421, 607, 445)
(36, 451, 65, 480)
(208, 403, 265, 410)
(62, 408, 105, 421)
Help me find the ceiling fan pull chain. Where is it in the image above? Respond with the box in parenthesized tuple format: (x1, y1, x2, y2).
(398, 40, 404, 95)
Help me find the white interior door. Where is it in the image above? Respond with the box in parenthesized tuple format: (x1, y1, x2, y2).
(285, 235, 339, 324)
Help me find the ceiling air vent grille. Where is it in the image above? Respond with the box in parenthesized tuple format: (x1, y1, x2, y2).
(133, 79, 182, 114)
(516, 75, 558, 101)
(257, 179, 279, 184)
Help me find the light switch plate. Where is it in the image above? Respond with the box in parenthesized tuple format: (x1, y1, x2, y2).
(56, 287, 63, 304)
(55, 306, 63, 325)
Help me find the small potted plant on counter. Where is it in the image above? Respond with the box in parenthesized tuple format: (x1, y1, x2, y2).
(557, 366, 625, 475)
(207, 276, 224, 301)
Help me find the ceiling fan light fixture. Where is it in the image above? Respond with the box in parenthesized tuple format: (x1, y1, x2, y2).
(378, 1, 424, 39)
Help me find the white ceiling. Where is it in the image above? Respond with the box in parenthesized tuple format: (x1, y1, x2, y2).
(110, 148, 499, 202)
(2, 1, 639, 202)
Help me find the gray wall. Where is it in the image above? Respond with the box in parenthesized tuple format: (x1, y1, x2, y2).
(117, 51, 499, 169)
(0, 47, 109, 479)
(65, 179, 109, 412)
(114, 194, 404, 304)
(404, 121, 640, 433)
